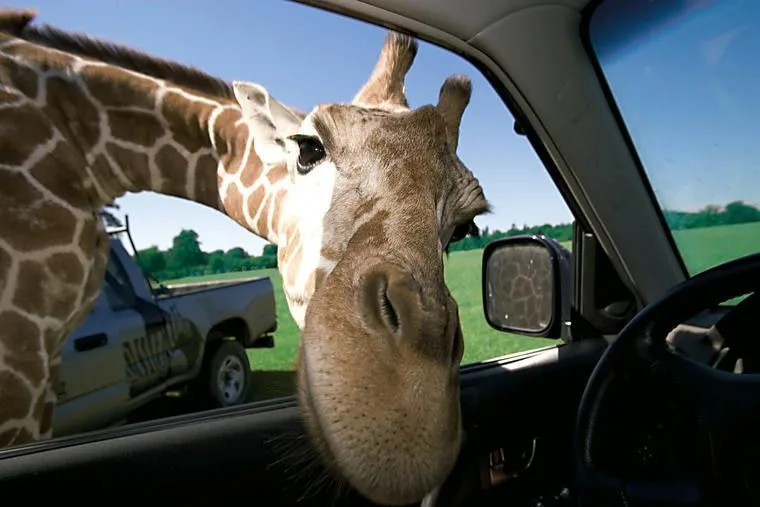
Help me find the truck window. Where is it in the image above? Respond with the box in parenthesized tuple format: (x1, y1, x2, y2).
(103, 251, 136, 311)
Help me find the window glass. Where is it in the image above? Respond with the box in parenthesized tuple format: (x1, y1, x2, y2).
(589, 0, 760, 275)
(0, 0, 574, 448)
(102, 249, 135, 310)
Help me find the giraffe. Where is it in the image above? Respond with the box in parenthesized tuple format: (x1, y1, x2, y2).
(0, 9, 490, 506)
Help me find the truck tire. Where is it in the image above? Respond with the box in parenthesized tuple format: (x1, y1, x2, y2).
(205, 340, 252, 407)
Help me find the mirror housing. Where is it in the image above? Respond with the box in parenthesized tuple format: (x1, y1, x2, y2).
(482, 235, 572, 339)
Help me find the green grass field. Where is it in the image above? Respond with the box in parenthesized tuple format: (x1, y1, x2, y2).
(163, 222, 760, 401)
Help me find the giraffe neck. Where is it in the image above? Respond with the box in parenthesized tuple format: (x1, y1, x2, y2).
(0, 31, 290, 245)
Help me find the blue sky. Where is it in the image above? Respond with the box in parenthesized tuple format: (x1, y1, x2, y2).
(5, 0, 758, 255)
(592, 0, 760, 216)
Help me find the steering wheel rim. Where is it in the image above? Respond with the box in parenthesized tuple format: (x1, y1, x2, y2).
(573, 252, 760, 506)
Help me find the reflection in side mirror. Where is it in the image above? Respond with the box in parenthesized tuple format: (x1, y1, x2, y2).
(482, 235, 572, 338)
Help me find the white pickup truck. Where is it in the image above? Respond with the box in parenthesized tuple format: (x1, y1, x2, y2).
(52, 227, 278, 438)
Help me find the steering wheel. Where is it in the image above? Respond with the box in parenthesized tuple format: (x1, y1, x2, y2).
(573, 252, 760, 506)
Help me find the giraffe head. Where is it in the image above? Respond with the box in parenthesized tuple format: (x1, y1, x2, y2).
(232, 32, 488, 505)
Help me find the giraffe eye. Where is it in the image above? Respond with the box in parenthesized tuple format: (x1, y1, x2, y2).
(289, 134, 326, 174)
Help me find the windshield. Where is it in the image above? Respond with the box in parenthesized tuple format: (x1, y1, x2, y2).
(588, 0, 760, 276)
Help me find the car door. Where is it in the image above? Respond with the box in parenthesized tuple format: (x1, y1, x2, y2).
(52, 243, 174, 436)
(104, 247, 173, 398)
(52, 289, 132, 437)
(0, 1, 721, 506)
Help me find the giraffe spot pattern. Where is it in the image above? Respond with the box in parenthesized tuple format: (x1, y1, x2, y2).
(223, 183, 245, 225)
(211, 109, 243, 167)
(80, 64, 159, 109)
(29, 145, 90, 209)
(45, 251, 85, 287)
(2, 59, 38, 98)
(256, 192, 273, 235)
(108, 109, 165, 147)
(194, 153, 220, 207)
(269, 188, 288, 239)
(77, 217, 98, 254)
(90, 152, 128, 198)
(0, 89, 18, 102)
(0, 427, 34, 447)
(155, 144, 187, 197)
(43, 328, 58, 361)
(0, 310, 44, 387)
(38, 399, 54, 437)
(0, 103, 53, 165)
(239, 147, 264, 187)
(0, 370, 33, 421)
(43, 77, 101, 153)
(0, 168, 79, 252)
(80, 226, 109, 302)
(265, 163, 287, 186)
(0, 429, 16, 448)
(161, 93, 212, 153)
(13, 260, 81, 321)
(0, 36, 76, 70)
(0, 247, 10, 289)
(246, 184, 266, 229)
(105, 141, 149, 189)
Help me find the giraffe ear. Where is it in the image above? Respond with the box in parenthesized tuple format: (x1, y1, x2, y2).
(232, 80, 303, 165)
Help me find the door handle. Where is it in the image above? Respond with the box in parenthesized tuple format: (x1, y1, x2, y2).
(482, 437, 540, 488)
(74, 333, 108, 352)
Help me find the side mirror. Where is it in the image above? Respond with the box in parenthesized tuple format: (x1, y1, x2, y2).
(482, 235, 572, 338)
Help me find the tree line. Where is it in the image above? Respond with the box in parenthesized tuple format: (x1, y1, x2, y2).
(447, 200, 760, 253)
(117, 200, 759, 281)
(134, 229, 279, 281)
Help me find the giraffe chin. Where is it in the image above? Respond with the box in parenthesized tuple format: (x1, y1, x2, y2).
(297, 258, 464, 506)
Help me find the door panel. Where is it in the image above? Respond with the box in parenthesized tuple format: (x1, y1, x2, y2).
(54, 293, 135, 438)
(104, 251, 174, 396)
(0, 340, 606, 506)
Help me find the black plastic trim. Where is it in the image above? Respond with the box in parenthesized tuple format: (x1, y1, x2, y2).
(73, 333, 108, 352)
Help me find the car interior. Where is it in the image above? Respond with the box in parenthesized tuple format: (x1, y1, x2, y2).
(1, 0, 759, 506)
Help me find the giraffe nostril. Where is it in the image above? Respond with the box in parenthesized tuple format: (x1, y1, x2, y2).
(379, 286, 400, 334)
(358, 263, 420, 340)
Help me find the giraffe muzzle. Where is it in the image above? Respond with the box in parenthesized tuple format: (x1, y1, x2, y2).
(297, 255, 464, 506)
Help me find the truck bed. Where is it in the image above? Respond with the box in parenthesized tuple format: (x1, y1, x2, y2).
(160, 276, 270, 298)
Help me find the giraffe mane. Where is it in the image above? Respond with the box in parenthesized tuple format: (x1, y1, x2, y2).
(0, 8, 236, 100)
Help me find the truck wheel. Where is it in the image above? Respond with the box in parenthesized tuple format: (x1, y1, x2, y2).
(206, 340, 252, 407)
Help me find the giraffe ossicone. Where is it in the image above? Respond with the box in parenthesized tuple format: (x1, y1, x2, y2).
(0, 10, 489, 506)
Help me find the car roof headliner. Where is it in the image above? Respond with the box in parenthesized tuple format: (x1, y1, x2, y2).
(301, 0, 592, 42)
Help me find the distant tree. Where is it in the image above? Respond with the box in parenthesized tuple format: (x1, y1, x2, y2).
(223, 247, 249, 271)
(206, 249, 225, 274)
(663, 201, 760, 231)
(724, 200, 760, 224)
(225, 247, 249, 259)
(262, 243, 278, 257)
(136, 246, 166, 273)
(167, 229, 205, 269)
